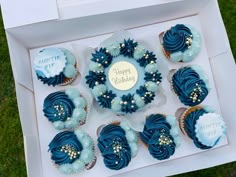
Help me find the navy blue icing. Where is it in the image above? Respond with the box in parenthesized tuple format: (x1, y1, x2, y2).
(136, 86, 155, 104)
(137, 51, 157, 67)
(163, 24, 193, 53)
(139, 114, 176, 160)
(97, 91, 116, 108)
(184, 108, 212, 149)
(120, 39, 138, 58)
(43, 91, 75, 122)
(85, 71, 106, 89)
(139, 114, 171, 144)
(121, 94, 138, 114)
(48, 131, 83, 165)
(91, 48, 112, 68)
(172, 67, 208, 106)
(37, 72, 66, 87)
(97, 124, 132, 170)
(144, 71, 162, 83)
(148, 132, 176, 160)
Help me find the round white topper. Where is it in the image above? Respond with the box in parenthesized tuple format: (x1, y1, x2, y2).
(195, 113, 226, 147)
(108, 61, 138, 91)
(34, 48, 66, 78)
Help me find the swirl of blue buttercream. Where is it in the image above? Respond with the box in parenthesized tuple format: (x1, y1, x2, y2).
(148, 132, 176, 160)
(139, 114, 171, 144)
(172, 67, 208, 106)
(43, 91, 75, 122)
(97, 124, 132, 170)
(48, 131, 83, 165)
(163, 24, 192, 53)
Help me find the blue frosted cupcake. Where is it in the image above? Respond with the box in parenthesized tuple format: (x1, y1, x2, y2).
(160, 24, 201, 62)
(48, 130, 96, 174)
(34, 48, 78, 86)
(179, 106, 226, 150)
(43, 88, 87, 130)
(171, 65, 209, 106)
(97, 121, 138, 170)
(139, 114, 180, 160)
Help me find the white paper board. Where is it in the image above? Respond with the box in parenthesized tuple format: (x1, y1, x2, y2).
(29, 15, 228, 177)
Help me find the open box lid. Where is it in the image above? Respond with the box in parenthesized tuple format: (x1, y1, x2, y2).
(1, 0, 182, 29)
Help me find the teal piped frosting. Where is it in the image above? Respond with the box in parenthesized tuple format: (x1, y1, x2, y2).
(49, 130, 95, 174)
(97, 124, 133, 170)
(183, 107, 226, 149)
(43, 88, 87, 130)
(111, 97, 122, 112)
(106, 43, 120, 57)
(133, 94, 145, 108)
(89, 61, 104, 73)
(172, 66, 209, 106)
(61, 48, 76, 66)
(139, 114, 177, 160)
(63, 64, 77, 78)
(162, 24, 201, 62)
(133, 45, 146, 60)
(145, 63, 159, 73)
(92, 84, 107, 97)
(145, 81, 159, 92)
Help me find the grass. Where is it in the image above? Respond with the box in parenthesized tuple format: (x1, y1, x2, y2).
(0, 1, 235, 177)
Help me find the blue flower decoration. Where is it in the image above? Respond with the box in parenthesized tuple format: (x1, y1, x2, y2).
(136, 86, 155, 104)
(97, 124, 132, 170)
(137, 51, 157, 67)
(97, 91, 116, 108)
(144, 71, 162, 83)
(85, 71, 106, 89)
(91, 48, 112, 68)
(120, 39, 138, 57)
(120, 94, 138, 114)
(48, 131, 83, 165)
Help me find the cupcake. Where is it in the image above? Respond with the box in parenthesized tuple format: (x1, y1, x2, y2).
(160, 24, 201, 62)
(48, 130, 96, 174)
(178, 106, 226, 150)
(170, 65, 209, 106)
(97, 121, 138, 170)
(34, 48, 78, 86)
(139, 114, 180, 160)
(43, 88, 87, 130)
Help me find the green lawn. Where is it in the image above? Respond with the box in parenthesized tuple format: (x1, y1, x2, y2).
(0, 1, 235, 177)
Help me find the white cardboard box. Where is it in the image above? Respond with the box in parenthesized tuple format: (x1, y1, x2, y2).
(1, 0, 236, 177)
